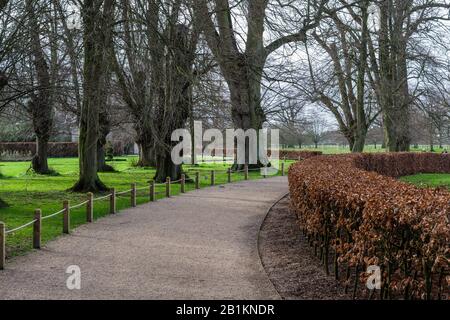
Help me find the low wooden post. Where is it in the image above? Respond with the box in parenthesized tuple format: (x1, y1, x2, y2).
(211, 170, 215, 186)
(131, 183, 137, 207)
(181, 174, 186, 193)
(110, 188, 116, 214)
(195, 172, 200, 189)
(166, 177, 171, 197)
(227, 168, 232, 183)
(150, 180, 156, 202)
(33, 209, 42, 249)
(63, 200, 70, 234)
(244, 165, 249, 180)
(86, 192, 94, 223)
(0, 222, 5, 270)
(281, 162, 285, 176)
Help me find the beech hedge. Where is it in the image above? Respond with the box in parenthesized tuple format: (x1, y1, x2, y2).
(289, 152, 450, 299)
(279, 150, 322, 160)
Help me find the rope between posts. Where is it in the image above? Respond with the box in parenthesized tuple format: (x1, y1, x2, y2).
(70, 200, 89, 210)
(94, 194, 112, 202)
(41, 209, 66, 221)
(154, 182, 166, 187)
(5, 219, 38, 234)
(116, 189, 133, 196)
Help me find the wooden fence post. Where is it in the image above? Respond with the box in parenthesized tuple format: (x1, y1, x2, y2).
(245, 165, 249, 180)
(150, 180, 156, 202)
(227, 168, 232, 183)
(181, 174, 186, 193)
(33, 209, 42, 249)
(195, 172, 200, 189)
(63, 200, 70, 234)
(211, 170, 215, 186)
(86, 192, 94, 223)
(0, 222, 5, 270)
(110, 188, 116, 214)
(131, 183, 137, 207)
(166, 177, 171, 197)
(281, 162, 285, 176)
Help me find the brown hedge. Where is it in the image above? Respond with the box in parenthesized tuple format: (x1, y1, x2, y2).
(0, 142, 78, 158)
(279, 150, 322, 160)
(289, 153, 450, 300)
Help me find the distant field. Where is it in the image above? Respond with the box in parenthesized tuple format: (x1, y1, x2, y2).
(401, 173, 450, 190)
(0, 156, 294, 257)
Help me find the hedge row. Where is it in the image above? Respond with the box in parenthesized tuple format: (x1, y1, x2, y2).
(0, 142, 78, 158)
(207, 149, 322, 160)
(289, 153, 450, 300)
(279, 150, 322, 160)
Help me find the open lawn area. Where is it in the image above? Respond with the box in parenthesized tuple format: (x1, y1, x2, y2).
(401, 173, 450, 190)
(0, 157, 294, 257)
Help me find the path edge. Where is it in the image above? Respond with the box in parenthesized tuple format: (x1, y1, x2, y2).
(256, 191, 290, 300)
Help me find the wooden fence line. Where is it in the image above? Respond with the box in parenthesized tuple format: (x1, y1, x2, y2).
(0, 163, 288, 270)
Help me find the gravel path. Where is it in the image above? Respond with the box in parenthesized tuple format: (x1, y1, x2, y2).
(0, 177, 288, 300)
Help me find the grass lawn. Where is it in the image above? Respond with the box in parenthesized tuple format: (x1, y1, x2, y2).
(400, 173, 450, 190)
(0, 156, 294, 257)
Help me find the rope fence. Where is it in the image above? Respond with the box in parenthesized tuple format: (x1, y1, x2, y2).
(0, 162, 288, 270)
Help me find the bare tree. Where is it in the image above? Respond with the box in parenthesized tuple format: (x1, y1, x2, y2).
(193, 0, 328, 167)
(72, 0, 115, 192)
(25, 0, 53, 174)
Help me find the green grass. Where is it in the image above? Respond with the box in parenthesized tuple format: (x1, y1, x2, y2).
(0, 157, 294, 257)
(400, 173, 450, 190)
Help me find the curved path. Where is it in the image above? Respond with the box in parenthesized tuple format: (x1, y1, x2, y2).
(0, 177, 288, 300)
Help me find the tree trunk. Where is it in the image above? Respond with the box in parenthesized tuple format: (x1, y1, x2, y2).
(71, 0, 113, 192)
(138, 142, 156, 167)
(27, 0, 53, 174)
(379, 0, 410, 152)
(32, 136, 50, 174)
(352, 0, 369, 153)
(154, 146, 182, 182)
(153, 24, 195, 182)
(97, 101, 114, 173)
(227, 63, 266, 170)
(135, 122, 156, 167)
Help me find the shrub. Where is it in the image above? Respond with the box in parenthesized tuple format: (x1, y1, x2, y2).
(288, 153, 450, 300)
(279, 150, 322, 160)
